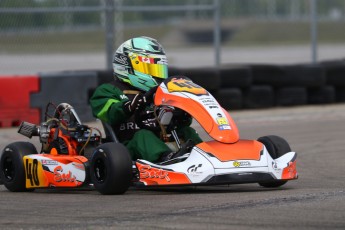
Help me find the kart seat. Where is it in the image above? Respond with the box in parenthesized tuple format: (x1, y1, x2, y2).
(101, 121, 119, 143)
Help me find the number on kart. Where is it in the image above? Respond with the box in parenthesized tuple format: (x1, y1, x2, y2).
(26, 159, 39, 186)
(167, 78, 207, 95)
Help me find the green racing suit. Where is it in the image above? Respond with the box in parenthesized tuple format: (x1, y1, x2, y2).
(89, 80, 202, 162)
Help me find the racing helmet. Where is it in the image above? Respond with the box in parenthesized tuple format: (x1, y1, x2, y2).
(113, 36, 168, 91)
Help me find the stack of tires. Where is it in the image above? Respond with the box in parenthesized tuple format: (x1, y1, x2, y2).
(320, 60, 345, 103)
(168, 59, 345, 111)
(250, 64, 328, 106)
(218, 65, 272, 110)
(32, 71, 98, 122)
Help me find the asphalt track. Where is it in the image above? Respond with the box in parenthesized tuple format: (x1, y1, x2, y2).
(0, 104, 345, 229)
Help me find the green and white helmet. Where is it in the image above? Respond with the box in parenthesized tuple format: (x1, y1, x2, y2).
(113, 36, 168, 91)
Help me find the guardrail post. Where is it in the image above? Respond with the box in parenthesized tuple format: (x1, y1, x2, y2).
(105, 0, 115, 70)
(310, 0, 318, 64)
(214, 0, 221, 68)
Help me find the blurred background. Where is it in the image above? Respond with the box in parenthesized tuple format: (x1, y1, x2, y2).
(1, 0, 345, 75)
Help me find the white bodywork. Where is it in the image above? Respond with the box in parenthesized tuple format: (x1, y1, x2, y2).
(138, 146, 297, 184)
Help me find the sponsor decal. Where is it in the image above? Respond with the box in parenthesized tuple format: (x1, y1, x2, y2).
(41, 160, 58, 165)
(200, 99, 217, 106)
(216, 117, 228, 125)
(115, 65, 126, 72)
(202, 99, 214, 104)
(120, 94, 128, 100)
(114, 54, 129, 65)
(138, 56, 154, 64)
(72, 163, 85, 171)
(167, 78, 208, 96)
(54, 166, 77, 185)
(217, 117, 231, 130)
(272, 161, 282, 173)
(156, 57, 168, 65)
(119, 122, 140, 131)
(187, 164, 202, 174)
(218, 125, 231, 130)
(139, 165, 170, 182)
(233, 161, 251, 167)
(26, 158, 40, 186)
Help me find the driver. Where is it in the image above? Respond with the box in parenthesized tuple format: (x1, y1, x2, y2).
(90, 36, 202, 162)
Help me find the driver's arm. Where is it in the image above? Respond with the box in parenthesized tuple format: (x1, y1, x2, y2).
(90, 83, 130, 125)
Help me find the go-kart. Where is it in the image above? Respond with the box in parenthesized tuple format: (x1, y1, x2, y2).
(0, 76, 298, 195)
(0, 103, 121, 193)
(92, 76, 297, 193)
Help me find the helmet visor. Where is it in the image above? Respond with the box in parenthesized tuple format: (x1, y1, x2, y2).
(131, 55, 168, 80)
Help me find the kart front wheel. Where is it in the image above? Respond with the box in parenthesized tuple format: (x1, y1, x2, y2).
(0, 142, 38, 192)
(257, 135, 291, 188)
(90, 143, 132, 195)
(257, 135, 291, 159)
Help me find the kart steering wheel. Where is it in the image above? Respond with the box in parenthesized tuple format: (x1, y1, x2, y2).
(134, 85, 160, 131)
(143, 85, 158, 104)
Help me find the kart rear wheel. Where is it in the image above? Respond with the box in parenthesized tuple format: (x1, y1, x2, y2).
(90, 143, 132, 195)
(0, 142, 37, 192)
(257, 135, 291, 188)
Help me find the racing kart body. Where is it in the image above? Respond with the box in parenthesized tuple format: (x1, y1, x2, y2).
(88, 76, 297, 193)
(0, 77, 297, 195)
(124, 77, 298, 188)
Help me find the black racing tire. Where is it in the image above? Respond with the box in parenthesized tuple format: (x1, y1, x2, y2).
(90, 143, 132, 195)
(257, 135, 292, 188)
(219, 65, 252, 88)
(308, 86, 335, 104)
(96, 69, 113, 85)
(321, 61, 345, 87)
(283, 64, 326, 88)
(275, 87, 308, 106)
(214, 88, 242, 110)
(251, 64, 326, 88)
(179, 67, 220, 91)
(168, 66, 182, 77)
(250, 64, 286, 86)
(243, 85, 274, 109)
(336, 87, 345, 102)
(0, 142, 38, 192)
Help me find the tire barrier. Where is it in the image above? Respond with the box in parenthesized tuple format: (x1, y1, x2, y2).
(283, 64, 326, 87)
(275, 87, 308, 106)
(336, 87, 345, 102)
(250, 64, 326, 87)
(168, 66, 183, 77)
(308, 86, 336, 104)
(321, 61, 345, 87)
(214, 88, 242, 110)
(31, 71, 97, 122)
(179, 67, 220, 92)
(219, 65, 252, 88)
(0, 75, 40, 128)
(96, 69, 113, 85)
(250, 64, 286, 86)
(243, 85, 274, 109)
(320, 60, 345, 103)
(1, 60, 345, 128)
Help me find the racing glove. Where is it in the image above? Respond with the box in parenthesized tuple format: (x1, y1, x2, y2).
(122, 93, 146, 115)
(136, 110, 160, 131)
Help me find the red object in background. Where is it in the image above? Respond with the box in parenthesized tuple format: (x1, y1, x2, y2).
(0, 76, 40, 127)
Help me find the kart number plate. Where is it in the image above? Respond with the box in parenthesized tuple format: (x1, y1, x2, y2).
(167, 78, 208, 95)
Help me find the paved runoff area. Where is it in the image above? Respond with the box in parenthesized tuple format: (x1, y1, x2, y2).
(1, 104, 345, 229)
